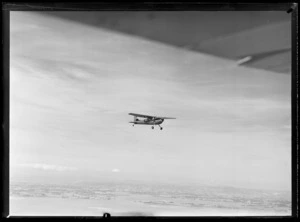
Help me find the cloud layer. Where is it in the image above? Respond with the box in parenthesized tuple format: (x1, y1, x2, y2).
(19, 163, 77, 172)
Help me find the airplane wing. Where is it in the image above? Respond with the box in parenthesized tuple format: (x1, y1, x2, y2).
(45, 11, 291, 74)
(129, 113, 176, 119)
(128, 113, 154, 119)
(155, 116, 176, 119)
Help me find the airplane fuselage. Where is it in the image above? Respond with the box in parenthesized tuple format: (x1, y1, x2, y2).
(130, 118, 164, 125)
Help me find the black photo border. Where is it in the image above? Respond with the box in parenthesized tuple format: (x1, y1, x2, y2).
(1, 2, 298, 221)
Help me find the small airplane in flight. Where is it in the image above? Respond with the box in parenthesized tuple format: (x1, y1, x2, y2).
(129, 113, 176, 130)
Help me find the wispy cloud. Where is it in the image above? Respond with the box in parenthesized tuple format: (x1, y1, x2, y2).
(19, 163, 77, 171)
(282, 124, 291, 129)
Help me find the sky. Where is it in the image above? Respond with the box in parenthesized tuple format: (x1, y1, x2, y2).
(10, 12, 291, 191)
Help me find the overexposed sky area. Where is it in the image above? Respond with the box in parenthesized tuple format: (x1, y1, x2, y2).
(10, 12, 291, 191)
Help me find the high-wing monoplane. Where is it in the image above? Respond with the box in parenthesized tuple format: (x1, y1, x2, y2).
(129, 113, 176, 130)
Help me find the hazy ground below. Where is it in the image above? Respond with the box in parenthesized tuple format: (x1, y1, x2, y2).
(10, 182, 291, 216)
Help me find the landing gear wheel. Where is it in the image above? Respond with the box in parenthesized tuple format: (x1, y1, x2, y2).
(152, 126, 154, 129)
(160, 127, 163, 130)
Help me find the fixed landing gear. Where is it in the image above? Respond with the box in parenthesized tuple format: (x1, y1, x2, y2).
(132, 124, 134, 127)
(151, 125, 163, 130)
